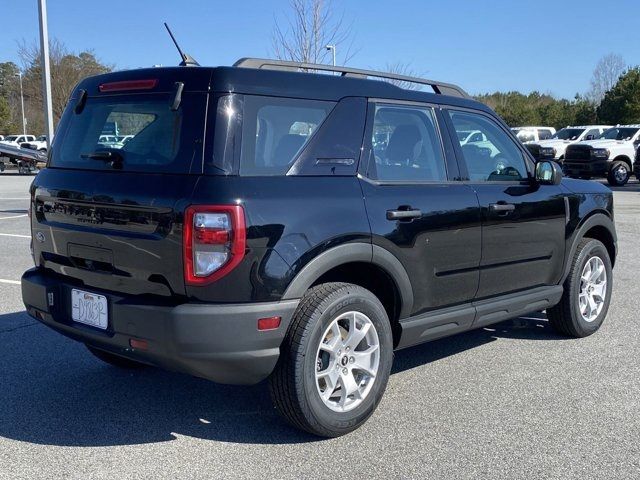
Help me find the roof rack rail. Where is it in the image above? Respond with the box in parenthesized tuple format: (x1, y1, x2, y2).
(233, 57, 470, 99)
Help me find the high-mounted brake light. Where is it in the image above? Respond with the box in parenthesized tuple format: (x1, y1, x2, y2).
(99, 79, 158, 93)
(183, 205, 246, 285)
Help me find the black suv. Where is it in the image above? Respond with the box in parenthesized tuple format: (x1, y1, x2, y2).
(22, 59, 617, 437)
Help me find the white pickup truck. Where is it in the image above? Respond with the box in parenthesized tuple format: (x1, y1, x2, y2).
(21, 134, 48, 151)
(563, 125, 640, 186)
(525, 125, 612, 163)
(0, 134, 36, 148)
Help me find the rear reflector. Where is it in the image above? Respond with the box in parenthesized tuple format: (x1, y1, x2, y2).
(129, 338, 148, 350)
(99, 79, 158, 92)
(258, 316, 281, 331)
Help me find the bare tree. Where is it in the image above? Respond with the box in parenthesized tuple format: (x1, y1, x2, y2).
(271, 0, 356, 66)
(588, 53, 626, 104)
(16, 39, 112, 133)
(381, 62, 424, 90)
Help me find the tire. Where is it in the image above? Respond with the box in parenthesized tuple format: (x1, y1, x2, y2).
(547, 238, 612, 337)
(269, 282, 393, 437)
(607, 160, 630, 186)
(86, 345, 148, 369)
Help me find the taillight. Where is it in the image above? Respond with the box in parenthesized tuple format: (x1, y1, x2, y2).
(183, 205, 246, 285)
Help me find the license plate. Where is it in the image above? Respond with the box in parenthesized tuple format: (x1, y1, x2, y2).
(71, 289, 108, 330)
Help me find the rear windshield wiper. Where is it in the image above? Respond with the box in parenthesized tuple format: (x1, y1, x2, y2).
(81, 150, 124, 168)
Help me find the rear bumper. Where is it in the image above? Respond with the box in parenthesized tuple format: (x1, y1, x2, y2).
(563, 160, 608, 177)
(21, 268, 299, 385)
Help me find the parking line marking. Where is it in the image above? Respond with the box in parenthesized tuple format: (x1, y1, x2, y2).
(0, 279, 20, 285)
(0, 214, 28, 220)
(0, 233, 30, 238)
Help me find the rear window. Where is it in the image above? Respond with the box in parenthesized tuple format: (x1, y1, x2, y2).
(240, 96, 334, 175)
(51, 93, 206, 173)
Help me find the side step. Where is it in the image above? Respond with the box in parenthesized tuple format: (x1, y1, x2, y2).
(396, 286, 563, 349)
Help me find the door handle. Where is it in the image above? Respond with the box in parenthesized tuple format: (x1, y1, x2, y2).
(490, 203, 515, 213)
(386, 208, 422, 221)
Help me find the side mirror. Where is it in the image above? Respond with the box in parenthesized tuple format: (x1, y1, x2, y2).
(535, 160, 562, 185)
(585, 134, 595, 140)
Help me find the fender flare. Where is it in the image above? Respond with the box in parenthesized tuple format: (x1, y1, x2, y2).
(562, 212, 617, 282)
(281, 243, 414, 318)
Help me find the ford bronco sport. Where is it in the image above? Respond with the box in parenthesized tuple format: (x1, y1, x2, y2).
(22, 58, 617, 437)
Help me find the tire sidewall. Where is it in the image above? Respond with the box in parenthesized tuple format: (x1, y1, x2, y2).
(299, 287, 393, 434)
(568, 240, 613, 336)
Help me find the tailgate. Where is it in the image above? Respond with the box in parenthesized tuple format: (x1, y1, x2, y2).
(32, 168, 197, 297)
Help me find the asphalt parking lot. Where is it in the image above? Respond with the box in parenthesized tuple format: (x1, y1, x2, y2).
(0, 171, 639, 479)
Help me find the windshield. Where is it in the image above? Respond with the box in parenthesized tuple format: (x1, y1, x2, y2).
(599, 127, 639, 141)
(36, 135, 46, 141)
(51, 92, 206, 173)
(553, 128, 584, 140)
(4, 136, 18, 142)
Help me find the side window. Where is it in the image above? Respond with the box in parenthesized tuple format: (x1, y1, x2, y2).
(584, 129, 599, 140)
(516, 130, 535, 143)
(449, 110, 529, 182)
(367, 104, 447, 182)
(539, 129, 553, 140)
(240, 96, 334, 175)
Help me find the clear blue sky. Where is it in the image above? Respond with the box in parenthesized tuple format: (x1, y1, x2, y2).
(2, 0, 639, 99)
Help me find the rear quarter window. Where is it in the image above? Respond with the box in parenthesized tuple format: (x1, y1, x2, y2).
(240, 96, 334, 175)
(51, 93, 206, 174)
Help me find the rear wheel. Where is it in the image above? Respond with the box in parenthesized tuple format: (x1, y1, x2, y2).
(269, 282, 393, 437)
(86, 345, 148, 369)
(547, 238, 612, 337)
(607, 160, 630, 186)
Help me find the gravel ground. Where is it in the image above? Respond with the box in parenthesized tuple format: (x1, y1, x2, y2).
(0, 171, 639, 479)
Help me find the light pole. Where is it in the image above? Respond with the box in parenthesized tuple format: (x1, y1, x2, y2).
(38, 0, 54, 148)
(15, 72, 26, 136)
(325, 44, 336, 67)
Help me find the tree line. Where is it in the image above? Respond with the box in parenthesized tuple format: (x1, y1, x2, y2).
(475, 65, 640, 129)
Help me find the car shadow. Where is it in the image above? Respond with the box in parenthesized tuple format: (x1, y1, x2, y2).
(0, 309, 564, 447)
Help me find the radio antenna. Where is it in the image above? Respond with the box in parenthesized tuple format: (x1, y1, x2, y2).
(164, 22, 200, 67)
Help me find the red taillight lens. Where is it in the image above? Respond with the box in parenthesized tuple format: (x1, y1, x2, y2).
(183, 205, 246, 285)
(99, 79, 158, 92)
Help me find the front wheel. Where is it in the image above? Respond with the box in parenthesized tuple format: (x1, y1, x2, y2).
(607, 160, 630, 186)
(269, 282, 393, 437)
(547, 238, 612, 337)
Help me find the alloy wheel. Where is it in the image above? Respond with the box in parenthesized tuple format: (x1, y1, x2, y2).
(578, 256, 607, 322)
(315, 311, 380, 413)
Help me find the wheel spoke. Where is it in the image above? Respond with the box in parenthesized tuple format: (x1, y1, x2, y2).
(592, 282, 606, 300)
(589, 263, 604, 283)
(319, 369, 340, 401)
(339, 371, 359, 405)
(587, 294, 598, 318)
(346, 318, 371, 349)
